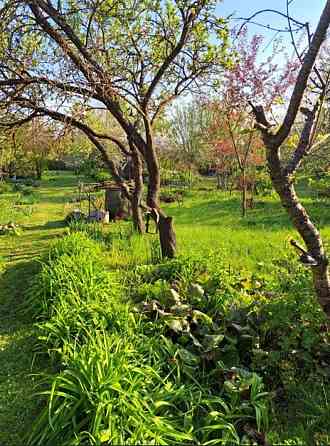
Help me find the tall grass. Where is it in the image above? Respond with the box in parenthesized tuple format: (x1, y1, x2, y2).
(68, 220, 161, 268)
(27, 232, 271, 445)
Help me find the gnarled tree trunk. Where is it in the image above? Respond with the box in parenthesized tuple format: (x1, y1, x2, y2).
(267, 147, 330, 316)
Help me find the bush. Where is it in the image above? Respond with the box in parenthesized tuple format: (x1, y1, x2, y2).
(130, 253, 330, 396)
(0, 181, 12, 194)
(255, 171, 274, 196)
(15, 192, 39, 205)
(92, 170, 112, 182)
(160, 189, 186, 203)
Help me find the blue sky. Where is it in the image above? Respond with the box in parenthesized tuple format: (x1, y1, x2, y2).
(218, 0, 325, 48)
(219, 0, 325, 30)
(217, 0, 326, 63)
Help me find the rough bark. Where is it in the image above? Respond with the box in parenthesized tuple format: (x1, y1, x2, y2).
(158, 212, 177, 259)
(143, 117, 177, 258)
(267, 146, 330, 316)
(130, 147, 145, 234)
(248, 0, 330, 318)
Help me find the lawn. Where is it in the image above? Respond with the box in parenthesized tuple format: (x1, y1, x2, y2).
(0, 171, 329, 445)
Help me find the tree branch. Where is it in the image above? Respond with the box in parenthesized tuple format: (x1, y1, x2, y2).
(284, 105, 317, 176)
(274, 0, 330, 146)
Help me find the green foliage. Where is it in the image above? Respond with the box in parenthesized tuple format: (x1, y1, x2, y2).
(0, 255, 5, 273)
(0, 181, 12, 194)
(93, 170, 112, 183)
(308, 173, 330, 197)
(255, 170, 274, 196)
(2, 172, 330, 445)
(27, 235, 272, 446)
(15, 190, 39, 205)
(129, 252, 330, 445)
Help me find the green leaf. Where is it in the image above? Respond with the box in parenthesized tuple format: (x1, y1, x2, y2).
(203, 334, 225, 351)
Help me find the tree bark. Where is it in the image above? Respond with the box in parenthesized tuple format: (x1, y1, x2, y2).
(242, 170, 247, 217)
(267, 147, 330, 316)
(143, 118, 177, 258)
(131, 147, 145, 233)
(35, 160, 43, 180)
(158, 212, 176, 259)
(216, 173, 221, 190)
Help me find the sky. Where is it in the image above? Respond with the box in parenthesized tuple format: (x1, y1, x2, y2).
(216, 0, 327, 67)
(219, 0, 325, 30)
(218, 0, 326, 51)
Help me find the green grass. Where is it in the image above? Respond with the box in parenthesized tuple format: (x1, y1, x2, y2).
(0, 172, 330, 444)
(0, 172, 80, 444)
(0, 260, 46, 445)
(162, 183, 330, 272)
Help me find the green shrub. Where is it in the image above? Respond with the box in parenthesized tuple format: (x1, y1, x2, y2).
(0, 255, 5, 273)
(25, 233, 121, 364)
(68, 221, 114, 246)
(131, 253, 330, 395)
(92, 170, 112, 182)
(0, 181, 12, 194)
(15, 194, 38, 205)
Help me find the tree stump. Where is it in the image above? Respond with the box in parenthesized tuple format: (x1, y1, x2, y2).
(105, 187, 130, 219)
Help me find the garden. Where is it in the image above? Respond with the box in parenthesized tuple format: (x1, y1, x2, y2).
(0, 0, 330, 445)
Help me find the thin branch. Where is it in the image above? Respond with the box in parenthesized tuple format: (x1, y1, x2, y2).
(284, 105, 317, 176)
(275, 1, 330, 147)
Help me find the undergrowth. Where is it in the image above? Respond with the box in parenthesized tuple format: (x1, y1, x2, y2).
(26, 228, 330, 445)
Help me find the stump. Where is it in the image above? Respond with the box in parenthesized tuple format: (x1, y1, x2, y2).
(105, 187, 130, 219)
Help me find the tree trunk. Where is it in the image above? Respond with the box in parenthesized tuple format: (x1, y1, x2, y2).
(143, 127, 177, 258)
(35, 160, 43, 180)
(267, 147, 330, 316)
(131, 148, 145, 233)
(242, 170, 247, 217)
(158, 212, 176, 259)
(216, 173, 221, 190)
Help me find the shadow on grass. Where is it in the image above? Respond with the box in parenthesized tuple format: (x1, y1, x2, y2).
(0, 260, 40, 319)
(0, 260, 47, 446)
(37, 192, 77, 204)
(168, 195, 330, 231)
(25, 220, 66, 231)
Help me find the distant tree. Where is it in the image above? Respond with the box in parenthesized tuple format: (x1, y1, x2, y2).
(206, 28, 297, 215)
(207, 104, 264, 213)
(22, 119, 56, 179)
(167, 101, 211, 185)
(0, 120, 58, 179)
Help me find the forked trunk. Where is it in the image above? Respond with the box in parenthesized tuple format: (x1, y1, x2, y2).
(267, 148, 330, 316)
